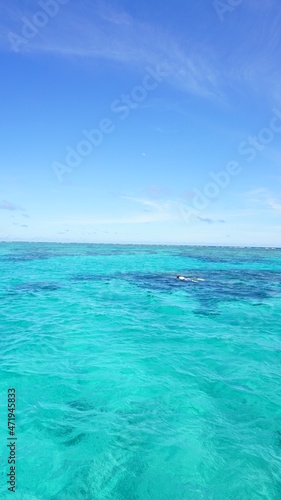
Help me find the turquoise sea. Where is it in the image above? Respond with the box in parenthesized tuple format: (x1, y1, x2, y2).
(0, 243, 281, 499)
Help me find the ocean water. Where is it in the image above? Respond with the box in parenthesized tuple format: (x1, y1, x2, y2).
(0, 243, 281, 499)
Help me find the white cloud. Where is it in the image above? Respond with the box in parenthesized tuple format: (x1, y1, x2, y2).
(0, 1, 220, 98)
(239, 187, 281, 213)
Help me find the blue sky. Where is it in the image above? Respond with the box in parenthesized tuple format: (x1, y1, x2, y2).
(1, 0, 281, 245)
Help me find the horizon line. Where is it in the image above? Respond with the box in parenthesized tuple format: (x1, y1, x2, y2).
(1, 240, 280, 250)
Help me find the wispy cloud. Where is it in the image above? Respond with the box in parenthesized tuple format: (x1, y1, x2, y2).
(1, 1, 280, 105)
(0, 200, 22, 211)
(222, 0, 281, 100)
(121, 196, 165, 209)
(121, 195, 177, 221)
(0, 1, 220, 98)
(239, 188, 281, 213)
(268, 198, 281, 212)
(53, 195, 178, 226)
(197, 216, 226, 224)
(55, 214, 173, 225)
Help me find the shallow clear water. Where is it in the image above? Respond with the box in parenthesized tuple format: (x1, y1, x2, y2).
(0, 243, 281, 499)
